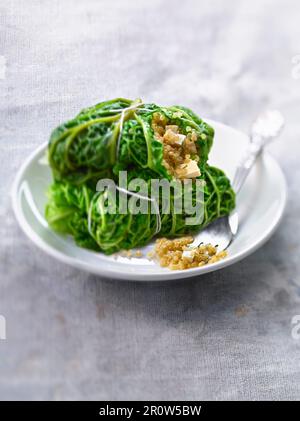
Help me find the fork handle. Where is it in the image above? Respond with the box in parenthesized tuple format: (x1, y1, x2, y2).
(231, 139, 263, 194)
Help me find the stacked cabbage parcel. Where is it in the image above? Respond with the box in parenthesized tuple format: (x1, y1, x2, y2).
(46, 98, 235, 254)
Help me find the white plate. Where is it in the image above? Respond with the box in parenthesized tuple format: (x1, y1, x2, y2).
(11, 120, 287, 281)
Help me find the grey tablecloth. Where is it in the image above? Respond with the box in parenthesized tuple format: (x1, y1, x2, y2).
(1, 0, 300, 400)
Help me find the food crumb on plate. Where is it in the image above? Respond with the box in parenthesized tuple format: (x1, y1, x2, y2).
(115, 249, 143, 259)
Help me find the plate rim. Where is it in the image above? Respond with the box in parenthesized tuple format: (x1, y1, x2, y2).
(11, 124, 287, 282)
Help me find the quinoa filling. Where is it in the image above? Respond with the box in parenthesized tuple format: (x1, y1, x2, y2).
(151, 112, 201, 179)
(151, 113, 228, 270)
(155, 237, 227, 270)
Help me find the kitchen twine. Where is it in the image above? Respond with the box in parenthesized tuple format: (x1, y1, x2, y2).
(115, 101, 144, 158)
(89, 102, 162, 238)
(115, 103, 162, 236)
(114, 101, 155, 159)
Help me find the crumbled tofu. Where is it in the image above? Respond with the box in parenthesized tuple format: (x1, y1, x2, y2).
(185, 160, 201, 178)
(164, 128, 179, 143)
(182, 249, 194, 260)
(176, 159, 200, 179)
(175, 134, 186, 145)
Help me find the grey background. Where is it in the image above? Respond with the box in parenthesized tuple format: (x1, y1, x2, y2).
(1, 0, 300, 400)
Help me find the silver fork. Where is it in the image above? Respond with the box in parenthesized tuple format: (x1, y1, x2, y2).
(182, 110, 285, 257)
